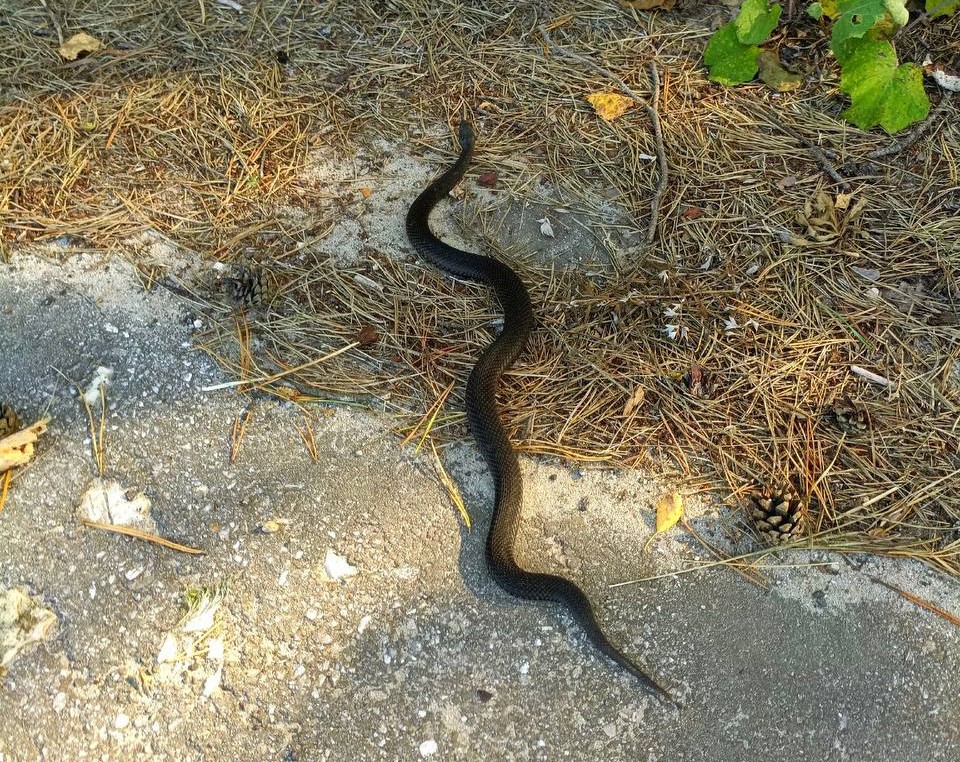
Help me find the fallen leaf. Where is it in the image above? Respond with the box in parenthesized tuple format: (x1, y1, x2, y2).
(357, 323, 380, 346)
(681, 206, 704, 220)
(929, 67, 960, 92)
(655, 492, 684, 533)
(537, 217, 555, 237)
(683, 364, 709, 398)
(58, 32, 103, 62)
(586, 92, 635, 122)
(0, 417, 49, 474)
(1, 588, 58, 669)
(757, 51, 803, 92)
(622, 386, 645, 417)
(477, 171, 498, 188)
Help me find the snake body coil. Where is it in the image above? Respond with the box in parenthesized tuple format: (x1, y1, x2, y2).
(405, 123, 669, 701)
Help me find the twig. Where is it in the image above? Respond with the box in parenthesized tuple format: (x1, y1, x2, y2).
(79, 518, 206, 555)
(229, 402, 254, 465)
(778, 123, 850, 190)
(538, 24, 669, 243)
(294, 414, 321, 462)
(870, 576, 960, 627)
(867, 93, 954, 160)
(0, 470, 11, 513)
(201, 341, 361, 391)
(429, 439, 471, 530)
(400, 380, 456, 451)
(37, 0, 64, 45)
(681, 518, 768, 588)
(645, 63, 669, 244)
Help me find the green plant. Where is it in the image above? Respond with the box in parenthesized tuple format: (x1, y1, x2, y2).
(703, 0, 957, 133)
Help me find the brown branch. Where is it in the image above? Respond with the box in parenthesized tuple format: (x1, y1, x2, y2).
(777, 123, 850, 190)
(867, 93, 954, 160)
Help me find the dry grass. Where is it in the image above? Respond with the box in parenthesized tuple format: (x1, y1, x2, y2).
(3, 2, 959, 571)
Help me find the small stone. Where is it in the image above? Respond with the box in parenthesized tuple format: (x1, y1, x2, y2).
(419, 739, 438, 757)
(323, 549, 357, 581)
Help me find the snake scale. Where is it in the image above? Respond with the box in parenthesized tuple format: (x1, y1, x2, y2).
(406, 122, 671, 702)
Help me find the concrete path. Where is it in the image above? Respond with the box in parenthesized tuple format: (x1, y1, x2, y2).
(1, 252, 957, 761)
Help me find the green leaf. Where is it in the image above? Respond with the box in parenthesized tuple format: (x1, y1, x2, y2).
(883, 0, 909, 26)
(735, 0, 782, 44)
(704, 22, 762, 85)
(807, 2, 823, 18)
(925, 0, 960, 15)
(839, 38, 930, 133)
(832, 0, 887, 46)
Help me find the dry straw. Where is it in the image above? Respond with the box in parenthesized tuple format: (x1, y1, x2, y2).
(3, 2, 959, 571)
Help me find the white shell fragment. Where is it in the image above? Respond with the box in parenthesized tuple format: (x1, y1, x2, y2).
(324, 549, 358, 581)
(850, 365, 892, 387)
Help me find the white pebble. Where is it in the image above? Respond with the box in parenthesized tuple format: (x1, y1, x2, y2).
(419, 739, 438, 757)
(115, 713, 130, 729)
(324, 549, 357, 581)
(157, 633, 178, 663)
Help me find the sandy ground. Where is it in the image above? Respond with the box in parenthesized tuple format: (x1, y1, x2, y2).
(1, 136, 959, 761)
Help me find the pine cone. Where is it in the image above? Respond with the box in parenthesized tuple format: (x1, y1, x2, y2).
(0, 403, 21, 440)
(749, 484, 805, 544)
(226, 266, 265, 308)
(829, 398, 869, 434)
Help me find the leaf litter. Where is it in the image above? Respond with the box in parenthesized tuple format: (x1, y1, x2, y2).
(1, 1, 958, 576)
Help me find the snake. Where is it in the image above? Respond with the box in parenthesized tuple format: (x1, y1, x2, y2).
(405, 122, 671, 702)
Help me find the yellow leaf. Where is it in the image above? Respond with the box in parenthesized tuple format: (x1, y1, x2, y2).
(58, 32, 103, 62)
(586, 92, 635, 122)
(655, 492, 684, 533)
(834, 192, 854, 212)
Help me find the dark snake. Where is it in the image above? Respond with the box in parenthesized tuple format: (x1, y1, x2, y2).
(406, 122, 671, 702)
